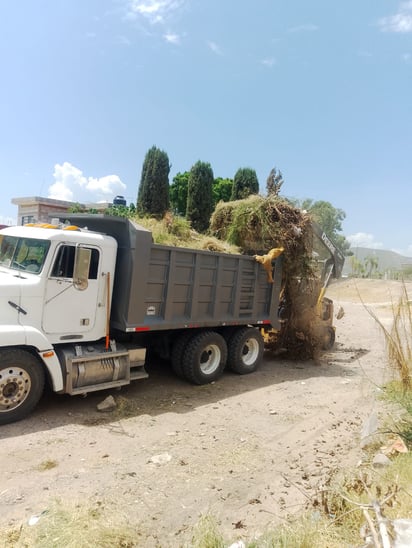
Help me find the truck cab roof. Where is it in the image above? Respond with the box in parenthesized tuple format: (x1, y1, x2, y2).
(1, 223, 117, 247)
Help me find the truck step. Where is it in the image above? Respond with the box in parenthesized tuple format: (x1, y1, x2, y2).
(130, 368, 149, 381)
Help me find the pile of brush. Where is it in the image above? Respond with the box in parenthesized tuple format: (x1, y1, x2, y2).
(210, 195, 326, 359)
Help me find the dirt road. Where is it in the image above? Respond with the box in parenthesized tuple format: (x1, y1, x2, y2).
(0, 279, 405, 545)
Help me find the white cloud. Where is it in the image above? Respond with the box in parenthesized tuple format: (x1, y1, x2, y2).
(347, 232, 384, 249)
(164, 32, 180, 44)
(207, 41, 223, 55)
(379, 2, 412, 33)
(288, 23, 319, 33)
(126, 0, 185, 24)
(260, 57, 276, 67)
(48, 162, 126, 203)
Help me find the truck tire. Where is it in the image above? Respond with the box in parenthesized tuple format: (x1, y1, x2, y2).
(227, 327, 264, 374)
(0, 349, 45, 425)
(171, 331, 195, 379)
(181, 331, 227, 385)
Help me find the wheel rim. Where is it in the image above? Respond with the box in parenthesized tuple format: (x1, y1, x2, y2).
(199, 345, 221, 375)
(0, 367, 31, 412)
(241, 338, 260, 366)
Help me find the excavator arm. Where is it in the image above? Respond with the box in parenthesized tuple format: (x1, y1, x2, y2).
(311, 221, 346, 281)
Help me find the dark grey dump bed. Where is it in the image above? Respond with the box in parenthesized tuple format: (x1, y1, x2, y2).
(62, 215, 282, 332)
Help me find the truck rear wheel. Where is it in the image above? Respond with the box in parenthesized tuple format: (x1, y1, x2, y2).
(171, 331, 195, 379)
(181, 331, 227, 385)
(227, 327, 264, 374)
(0, 349, 45, 425)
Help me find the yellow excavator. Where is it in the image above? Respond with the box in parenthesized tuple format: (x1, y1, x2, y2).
(263, 222, 346, 353)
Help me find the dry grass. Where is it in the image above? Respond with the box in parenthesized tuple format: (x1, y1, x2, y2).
(244, 452, 412, 548)
(364, 283, 412, 390)
(189, 515, 225, 548)
(1, 500, 139, 548)
(134, 212, 240, 254)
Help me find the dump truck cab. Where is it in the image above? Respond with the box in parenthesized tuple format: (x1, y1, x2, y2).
(0, 223, 117, 347)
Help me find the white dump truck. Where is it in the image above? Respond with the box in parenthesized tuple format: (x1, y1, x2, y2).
(0, 214, 343, 425)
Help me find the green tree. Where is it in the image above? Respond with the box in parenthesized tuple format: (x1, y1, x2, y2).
(137, 146, 170, 216)
(266, 167, 284, 196)
(105, 204, 131, 218)
(187, 161, 214, 232)
(231, 168, 259, 200)
(212, 177, 233, 206)
(350, 255, 363, 277)
(364, 255, 379, 278)
(68, 202, 84, 213)
(169, 171, 189, 216)
(299, 199, 351, 255)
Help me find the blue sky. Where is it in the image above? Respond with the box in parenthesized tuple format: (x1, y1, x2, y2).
(1, 1, 411, 253)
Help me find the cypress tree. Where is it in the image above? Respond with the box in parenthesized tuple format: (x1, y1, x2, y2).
(231, 167, 259, 200)
(137, 146, 170, 216)
(186, 161, 214, 232)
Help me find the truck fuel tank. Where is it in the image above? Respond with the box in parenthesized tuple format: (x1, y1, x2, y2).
(57, 343, 147, 395)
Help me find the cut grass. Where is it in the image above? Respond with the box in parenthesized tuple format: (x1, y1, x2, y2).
(134, 213, 240, 254)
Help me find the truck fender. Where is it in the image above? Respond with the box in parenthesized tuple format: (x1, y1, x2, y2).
(0, 325, 64, 392)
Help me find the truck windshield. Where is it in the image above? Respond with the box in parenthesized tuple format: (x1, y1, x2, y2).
(0, 235, 50, 274)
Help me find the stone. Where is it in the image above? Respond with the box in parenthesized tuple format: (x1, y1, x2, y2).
(97, 395, 117, 412)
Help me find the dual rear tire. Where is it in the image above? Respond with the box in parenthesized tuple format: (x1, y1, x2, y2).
(171, 327, 264, 385)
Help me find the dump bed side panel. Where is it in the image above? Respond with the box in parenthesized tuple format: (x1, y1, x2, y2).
(124, 244, 282, 331)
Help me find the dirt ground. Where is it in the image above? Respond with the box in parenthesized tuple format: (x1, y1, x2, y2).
(0, 278, 409, 546)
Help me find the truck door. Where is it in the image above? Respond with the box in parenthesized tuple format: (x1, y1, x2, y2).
(42, 244, 101, 335)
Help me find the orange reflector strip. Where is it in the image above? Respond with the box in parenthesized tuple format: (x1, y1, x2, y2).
(23, 222, 80, 231)
(42, 351, 55, 358)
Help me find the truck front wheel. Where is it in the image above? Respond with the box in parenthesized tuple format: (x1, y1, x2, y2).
(181, 331, 227, 385)
(227, 327, 264, 374)
(0, 349, 45, 425)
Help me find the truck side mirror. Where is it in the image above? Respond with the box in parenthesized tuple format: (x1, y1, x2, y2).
(73, 247, 91, 290)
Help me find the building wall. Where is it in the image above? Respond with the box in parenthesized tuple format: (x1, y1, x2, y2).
(12, 197, 111, 226)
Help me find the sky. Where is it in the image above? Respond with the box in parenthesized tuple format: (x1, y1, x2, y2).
(0, 1, 411, 253)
